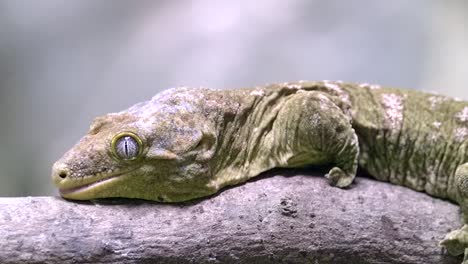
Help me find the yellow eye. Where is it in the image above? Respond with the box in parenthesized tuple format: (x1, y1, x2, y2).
(111, 132, 143, 161)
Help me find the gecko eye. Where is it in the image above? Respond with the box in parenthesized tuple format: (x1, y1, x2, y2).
(111, 132, 143, 161)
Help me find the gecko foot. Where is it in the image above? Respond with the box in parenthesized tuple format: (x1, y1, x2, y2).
(325, 167, 353, 188)
(440, 225, 468, 257)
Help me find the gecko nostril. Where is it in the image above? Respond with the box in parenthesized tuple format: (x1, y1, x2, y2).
(58, 171, 68, 179)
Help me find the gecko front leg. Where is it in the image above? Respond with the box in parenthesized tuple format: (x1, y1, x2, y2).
(273, 90, 359, 188)
(441, 163, 468, 262)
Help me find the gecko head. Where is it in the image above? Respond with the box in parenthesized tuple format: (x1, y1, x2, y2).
(52, 93, 219, 202)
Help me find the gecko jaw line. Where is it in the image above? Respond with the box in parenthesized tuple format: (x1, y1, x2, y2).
(59, 170, 134, 195)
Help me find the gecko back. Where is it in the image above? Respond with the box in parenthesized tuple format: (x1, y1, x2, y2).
(336, 83, 468, 203)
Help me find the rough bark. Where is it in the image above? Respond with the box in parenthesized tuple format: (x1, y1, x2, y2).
(0, 170, 463, 264)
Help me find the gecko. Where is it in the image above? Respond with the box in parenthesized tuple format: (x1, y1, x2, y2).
(52, 80, 468, 261)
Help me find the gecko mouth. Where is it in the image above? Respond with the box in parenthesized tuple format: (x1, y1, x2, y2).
(59, 175, 120, 195)
(59, 169, 135, 196)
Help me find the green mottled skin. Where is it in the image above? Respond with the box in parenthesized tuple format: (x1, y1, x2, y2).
(52, 81, 468, 261)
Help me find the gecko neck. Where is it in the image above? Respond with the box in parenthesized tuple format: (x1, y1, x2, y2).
(208, 88, 303, 190)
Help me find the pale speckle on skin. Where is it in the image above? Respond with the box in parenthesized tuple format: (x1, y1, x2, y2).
(323, 81, 340, 90)
(359, 83, 380, 89)
(455, 127, 468, 142)
(309, 113, 321, 127)
(205, 100, 219, 108)
(381, 93, 404, 130)
(317, 93, 329, 100)
(323, 80, 350, 104)
(286, 83, 302, 90)
(317, 93, 331, 110)
(428, 96, 443, 109)
(250, 90, 265, 96)
(430, 133, 440, 143)
(456, 107, 468, 122)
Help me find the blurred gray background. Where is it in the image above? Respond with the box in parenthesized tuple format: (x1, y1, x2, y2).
(0, 0, 467, 197)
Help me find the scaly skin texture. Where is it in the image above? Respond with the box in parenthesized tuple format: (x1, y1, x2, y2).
(52, 81, 468, 261)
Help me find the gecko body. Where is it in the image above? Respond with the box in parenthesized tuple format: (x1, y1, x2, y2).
(52, 81, 468, 261)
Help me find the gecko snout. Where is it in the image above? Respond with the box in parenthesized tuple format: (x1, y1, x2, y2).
(52, 162, 70, 181)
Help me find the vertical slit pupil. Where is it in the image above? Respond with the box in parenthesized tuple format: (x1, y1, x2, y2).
(124, 138, 129, 157)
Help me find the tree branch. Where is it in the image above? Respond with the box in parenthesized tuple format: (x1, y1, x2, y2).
(0, 170, 463, 263)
